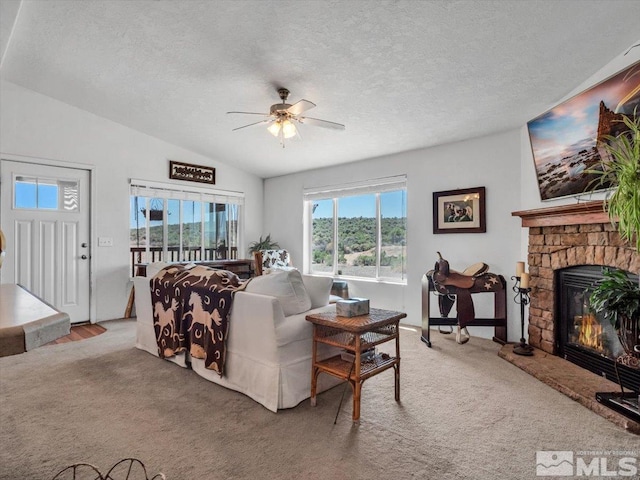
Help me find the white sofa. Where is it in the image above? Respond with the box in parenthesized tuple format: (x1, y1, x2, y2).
(134, 265, 342, 412)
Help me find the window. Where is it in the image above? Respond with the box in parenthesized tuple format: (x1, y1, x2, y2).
(14, 176, 79, 211)
(310, 199, 334, 274)
(130, 180, 243, 276)
(305, 176, 407, 282)
(338, 194, 377, 278)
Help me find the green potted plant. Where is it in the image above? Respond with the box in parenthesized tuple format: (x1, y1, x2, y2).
(588, 112, 640, 252)
(589, 268, 640, 367)
(248, 234, 280, 253)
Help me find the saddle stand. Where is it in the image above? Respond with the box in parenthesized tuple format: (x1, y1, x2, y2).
(421, 252, 507, 347)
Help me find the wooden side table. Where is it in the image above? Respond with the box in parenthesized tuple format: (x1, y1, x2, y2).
(306, 308, 406, 422)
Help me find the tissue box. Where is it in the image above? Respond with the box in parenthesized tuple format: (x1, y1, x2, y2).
(336, 298, 370, 317)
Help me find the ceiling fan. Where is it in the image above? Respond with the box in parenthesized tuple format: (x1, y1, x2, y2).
(227, 88, 345, 147)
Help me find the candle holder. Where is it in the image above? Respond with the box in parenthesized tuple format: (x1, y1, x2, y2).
(512, 276, 534, 356)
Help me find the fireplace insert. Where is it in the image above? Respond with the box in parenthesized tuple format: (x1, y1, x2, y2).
(556, 266, 639, 421)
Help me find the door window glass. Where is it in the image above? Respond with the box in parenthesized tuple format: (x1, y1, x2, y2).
(15, 177, 37, 209)
(14, 176, 78, 211)
(60, 181, 79, 211)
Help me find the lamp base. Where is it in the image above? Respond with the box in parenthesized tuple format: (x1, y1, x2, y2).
(513, 343, 534, 356)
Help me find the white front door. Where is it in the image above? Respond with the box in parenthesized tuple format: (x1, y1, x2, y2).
(0, 160, 91, 323)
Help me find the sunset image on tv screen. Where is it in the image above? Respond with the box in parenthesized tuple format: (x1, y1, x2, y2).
(527, 60, 639, 201)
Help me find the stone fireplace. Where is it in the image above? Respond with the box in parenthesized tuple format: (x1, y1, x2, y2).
(512, 201, 639, 355)
(510, 201, 640, 430)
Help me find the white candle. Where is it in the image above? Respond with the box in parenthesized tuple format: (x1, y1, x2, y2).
(516, 261, 525, 276)
(520, 272, 530, 288)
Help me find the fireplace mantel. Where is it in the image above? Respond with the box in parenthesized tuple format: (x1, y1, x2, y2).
(512, 201, 609, 227)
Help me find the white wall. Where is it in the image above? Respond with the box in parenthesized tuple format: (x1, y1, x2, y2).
(264, 129, 523, 341)
(0, 80, 264, 322)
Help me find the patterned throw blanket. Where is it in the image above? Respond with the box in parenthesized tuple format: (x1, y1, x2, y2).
(150, 265, 247, 375)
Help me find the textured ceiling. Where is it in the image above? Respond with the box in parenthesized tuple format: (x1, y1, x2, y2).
(1, 0, 640, 178)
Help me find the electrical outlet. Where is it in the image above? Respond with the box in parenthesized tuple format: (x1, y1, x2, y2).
(98, 237, 113, 247)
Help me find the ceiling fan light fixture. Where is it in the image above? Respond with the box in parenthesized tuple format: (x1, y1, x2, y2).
(228, 87, 344, 145)
(281, 119, 297, 139)
(267, 121, 281, 137)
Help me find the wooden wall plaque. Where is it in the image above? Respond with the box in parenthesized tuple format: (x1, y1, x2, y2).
(169, 160, 215, 184)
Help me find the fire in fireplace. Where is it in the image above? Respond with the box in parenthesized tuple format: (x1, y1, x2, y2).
(556, 266, 639, 421)
(564, 293, 624, 362)
(575, 313, 604, 352)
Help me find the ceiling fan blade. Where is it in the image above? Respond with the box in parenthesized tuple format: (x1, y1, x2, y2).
(232, 119, 274, 131)
(299, 116, 345, 130)
(286, 99, 316, 116)
(227, 111, 270, 116)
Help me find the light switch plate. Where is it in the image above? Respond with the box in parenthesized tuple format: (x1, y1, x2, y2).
(98, 237, 113, 247)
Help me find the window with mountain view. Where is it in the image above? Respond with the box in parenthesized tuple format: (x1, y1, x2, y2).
(338, 194, 377, 278)
(306, 177, 406, 282)
(310, 199, 334, 275)
(129, 182, 243, 276)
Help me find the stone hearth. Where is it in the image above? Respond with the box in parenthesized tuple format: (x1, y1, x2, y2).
(508, 201, 640, 433)
(499, 343, 640, 434)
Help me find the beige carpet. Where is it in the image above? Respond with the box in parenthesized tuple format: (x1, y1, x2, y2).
(0, 320, 637, 480)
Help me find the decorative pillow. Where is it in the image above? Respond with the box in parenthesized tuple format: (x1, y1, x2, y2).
(301, 275, 333, 309)
(261, 250, 291, 269)
(245, 269, 311, 316)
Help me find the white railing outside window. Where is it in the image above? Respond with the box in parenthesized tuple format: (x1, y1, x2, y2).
(129, 179, 244, 276)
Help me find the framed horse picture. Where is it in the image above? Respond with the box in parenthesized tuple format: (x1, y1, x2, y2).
(433, 186, 486, 234)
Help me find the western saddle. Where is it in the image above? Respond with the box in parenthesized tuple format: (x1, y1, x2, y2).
(428, 251, 496, 344)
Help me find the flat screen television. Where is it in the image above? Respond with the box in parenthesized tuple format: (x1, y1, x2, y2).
(527, 60, 640, 201)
